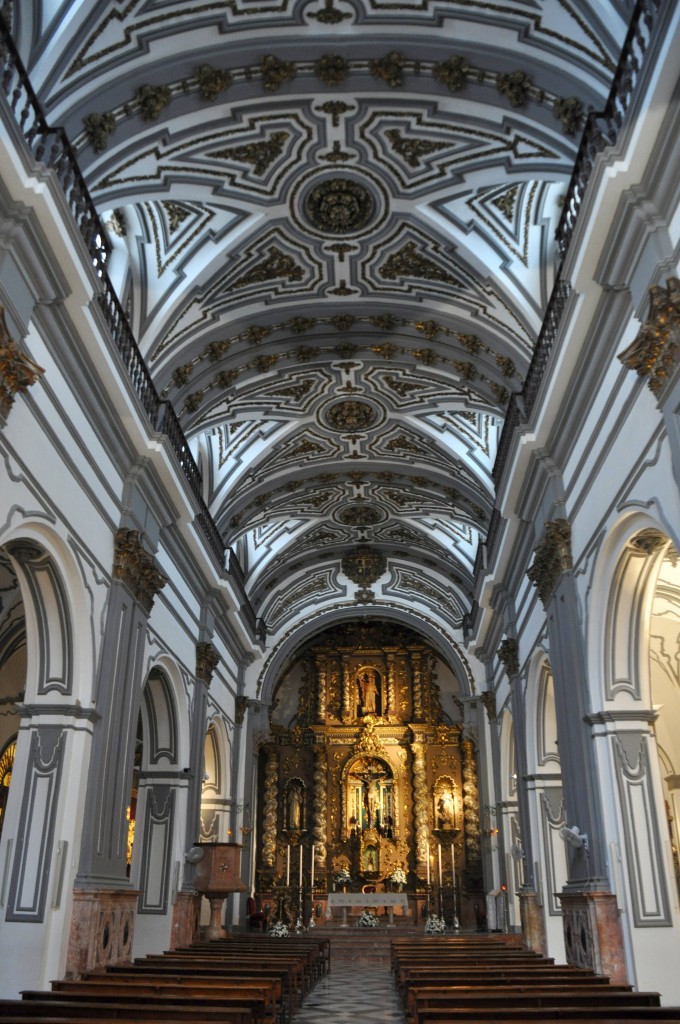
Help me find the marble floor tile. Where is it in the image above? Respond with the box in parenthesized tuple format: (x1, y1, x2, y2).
(293, 962, 406, 1023)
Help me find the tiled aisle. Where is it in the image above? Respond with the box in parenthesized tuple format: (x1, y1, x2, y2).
(293, 962, 406, 1024)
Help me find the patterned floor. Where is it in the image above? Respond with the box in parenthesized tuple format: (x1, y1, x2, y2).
(293, 962, 406, 1023)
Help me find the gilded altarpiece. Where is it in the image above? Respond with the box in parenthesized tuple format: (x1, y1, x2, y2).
(255, 625, 482, 927)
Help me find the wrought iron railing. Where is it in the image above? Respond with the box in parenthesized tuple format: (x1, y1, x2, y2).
(477, 0, 663, 601)
(0, 17, 264, 638)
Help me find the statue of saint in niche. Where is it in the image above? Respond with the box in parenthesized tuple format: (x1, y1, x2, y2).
(358, 668, 381, 716)
(287, 782, 303, 830)
(436, 786, 456, 831)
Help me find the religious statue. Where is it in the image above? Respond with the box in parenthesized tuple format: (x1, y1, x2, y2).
(287, 782, 303, 830)
(359, 668, 379, 715)
(437, 787, 455, 830)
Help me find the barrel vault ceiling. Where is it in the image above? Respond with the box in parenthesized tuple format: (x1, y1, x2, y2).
(15, 1, 628, 637)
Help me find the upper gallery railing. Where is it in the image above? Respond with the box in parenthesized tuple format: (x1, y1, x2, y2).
(480, 0, 663, 599)
(0, 20, 261, 628)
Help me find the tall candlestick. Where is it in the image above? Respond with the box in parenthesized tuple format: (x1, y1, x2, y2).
(426, 843, 430, 885)
(286, 845, 290, 886)
(451, 843, 455, 880)
(438, 844, 443, 887)
(311, 845, 315, 889)
(299, 846, 303, 888)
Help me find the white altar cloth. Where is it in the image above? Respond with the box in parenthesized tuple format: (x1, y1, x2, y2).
(325, 892, 409, 926)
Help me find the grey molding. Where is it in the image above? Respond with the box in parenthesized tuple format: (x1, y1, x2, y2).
(18, 703, 100, 723)
(6, 727, 65, 922)
(539, 787, 566, 916)
(142, 671, 178, 766)
(586, 709, 658, 725)
(612, 732, 671, 927)
(137, 786, 175, 915)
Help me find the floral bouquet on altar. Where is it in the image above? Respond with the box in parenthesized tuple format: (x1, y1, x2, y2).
(358, 909, 380, 928)
(424, 915, 447, 935)
(389, 866, 407, 889)
(270, 920, 290, 938)
(334, 867, 352, 889)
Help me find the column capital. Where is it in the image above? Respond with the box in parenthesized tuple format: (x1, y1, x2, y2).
(112, 528, 167, 613)
(527, 518, 572, 606)
(497, 638, 519, 678)
(196, 642, 219, 686)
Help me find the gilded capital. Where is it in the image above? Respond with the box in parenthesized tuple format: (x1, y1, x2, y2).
(497, 638, 519, 678)
(0, 306, 44, 418)
(235, 695, 249, 726)
(112, 528, 168, 613)
(526, 518, 572, 606)
(619, 277, 680, 395)
(196, 642, 219, 686)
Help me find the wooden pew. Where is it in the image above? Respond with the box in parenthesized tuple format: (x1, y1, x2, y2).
(0, 999, 253, 1023)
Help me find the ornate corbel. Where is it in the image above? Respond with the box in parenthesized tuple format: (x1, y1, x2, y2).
(0, 306, 44, 418)
(196, 642, 219, 686)
(526, 518, 572, 606)
(235, 695, 249, 726)
(619, 277, 680, 395)
(112, 528, 168, 613)
(497, 638, 520, 678)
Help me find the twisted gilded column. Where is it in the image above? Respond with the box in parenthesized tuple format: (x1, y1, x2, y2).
(341, 656, 352, 722)
(261, 745, 279, 869)
(312, 746, 327, 870)
(386, 654, 396, 718)
(462, 737, 481, 864)
(315, 656, 327, 723)
(411, 652, 424, 721)
(411, 740, 430, 871)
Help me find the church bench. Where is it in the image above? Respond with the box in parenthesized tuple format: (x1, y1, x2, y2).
(406, 986, 662, 1024)
(396, 968, 611, 995)
(0, 998, 254, 1023)
(167, 940, 323, 988)
(179, 937, 330, 981)
(22, 982, 276, 1024)
(149, 949, 307, 994)
(48, 977, 280, 1017)
(103, 964, 297, 1018)
(412, 1014, 680, 1023)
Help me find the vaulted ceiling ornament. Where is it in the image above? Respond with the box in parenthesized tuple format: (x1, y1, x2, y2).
(341, 546, 388, 587)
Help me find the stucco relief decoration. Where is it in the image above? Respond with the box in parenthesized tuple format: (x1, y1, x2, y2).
(112, 529, 168, 614)
(341, 545, 387, 601)
(0, 306, 44, 418)
(336, 504, 384, 527)
(619, 277, 680, 395)
(526, 518, 572, 606)
(305, 178, 375, 234)
(324, 399, 377, 432)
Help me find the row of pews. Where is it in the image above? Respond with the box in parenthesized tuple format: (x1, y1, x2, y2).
(0, 936, 330, 1024)
(391, 934, 680, 1024)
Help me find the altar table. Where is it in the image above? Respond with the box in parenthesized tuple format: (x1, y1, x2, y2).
(325, 891, 409, 927)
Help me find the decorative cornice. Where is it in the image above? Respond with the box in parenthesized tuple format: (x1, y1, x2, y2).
(497, 638, 519, 678)
(196, 642, 219, 686)
(0, 306, 44, 418)
(526, 518, 572, 606)
(112, 528, 168, 614)
(619, 277, 680, 395)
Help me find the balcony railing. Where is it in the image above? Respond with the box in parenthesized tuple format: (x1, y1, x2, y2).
(0, 18, 263, 640)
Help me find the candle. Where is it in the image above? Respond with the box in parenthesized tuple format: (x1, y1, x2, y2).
(286, 845, 290, 886)
(451, 843, 455, 883)
(438, 844, 443, 887)
(311, 845, 315, 889)
(299, 847, 303, 889)
(426, 843, 430, 885)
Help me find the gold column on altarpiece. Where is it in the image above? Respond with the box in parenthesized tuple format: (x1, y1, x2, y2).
(315, 655, 327, 723)
(312, 745, 328, 868)
(261, 745, 279, 869)
(411, 740, 429, 869)
(341, 656, 352, 722)
(411, 651, 424, 721)
(462, 737, 481, 864)
(386, 653, 397, 719)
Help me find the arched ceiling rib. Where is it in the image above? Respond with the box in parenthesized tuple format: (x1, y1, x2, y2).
(17, 0, 628, 635)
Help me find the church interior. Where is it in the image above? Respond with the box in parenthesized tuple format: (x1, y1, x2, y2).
(2, 0, 680, 1013)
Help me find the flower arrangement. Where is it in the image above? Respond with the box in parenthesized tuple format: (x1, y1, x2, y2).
(390, 867, 407, 885)
(424, 915, 447, 934)
(335, 867, 352, 886)
(358, 909, 380, 928)
(269, 920, 290, 937)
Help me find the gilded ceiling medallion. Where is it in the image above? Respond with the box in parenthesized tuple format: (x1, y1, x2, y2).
(336, 504, 384, 527)
(304, 178, 375, 235)
(323, 399, 378, 432)
(341, 546, 388, 586)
